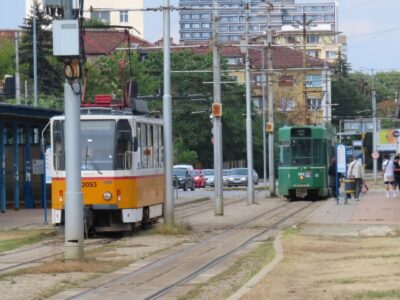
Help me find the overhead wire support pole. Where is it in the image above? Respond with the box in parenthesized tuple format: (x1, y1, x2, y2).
(212, 0, 223, 215)
(163, 0, 175, 225)
(33, 1, 38, 107)
(371, 69, 378, 184)
(245, 1, 255, 205)
(61, 0, 84, 260)
(266, 2, 275, 196)
(261, 47, 267, 186)
(15, 32, 21, 105)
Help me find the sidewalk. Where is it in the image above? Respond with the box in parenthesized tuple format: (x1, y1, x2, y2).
(306, 188, 400, 225)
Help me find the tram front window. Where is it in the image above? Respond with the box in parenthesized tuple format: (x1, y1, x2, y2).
(291, 139, 312, 165)
(81, 120, 116, 171)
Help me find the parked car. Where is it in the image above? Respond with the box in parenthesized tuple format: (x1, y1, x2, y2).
(173, 164, 194, 171)
(190, 169, 206, 188)
(203, 169, 215, 187)
(223, 169, 230, 186)
(227, 168, 259, 187)
(172, 168, 195, 191)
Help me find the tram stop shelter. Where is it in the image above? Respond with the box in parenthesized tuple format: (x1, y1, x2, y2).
(0, 103, 61, 213)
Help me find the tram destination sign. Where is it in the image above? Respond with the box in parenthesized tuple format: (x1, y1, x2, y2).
(336, 144, 347, 173)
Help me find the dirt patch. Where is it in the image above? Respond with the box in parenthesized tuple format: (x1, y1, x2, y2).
(242, 229, 400, 300)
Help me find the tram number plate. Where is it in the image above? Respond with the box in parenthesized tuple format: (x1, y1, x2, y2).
(296, 188, 308, 198)
(82, 182, 97, 188)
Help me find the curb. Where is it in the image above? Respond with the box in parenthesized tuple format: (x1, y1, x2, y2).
(226, 231, 284, 300)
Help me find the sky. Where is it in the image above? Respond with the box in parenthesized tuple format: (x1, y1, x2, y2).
(1, 0, 399, 72)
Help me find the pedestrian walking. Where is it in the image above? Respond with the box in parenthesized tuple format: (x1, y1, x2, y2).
(393, 156, 400, 193)
(347, 154, 365, 201)
(328, 158, 340, 197)
(382, 154, 396, 198)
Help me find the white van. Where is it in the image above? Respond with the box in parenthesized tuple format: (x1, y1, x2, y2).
(173, 164, 194, 171)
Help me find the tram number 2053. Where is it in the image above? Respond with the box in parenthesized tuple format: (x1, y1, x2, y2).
(82, 182, 97, 188)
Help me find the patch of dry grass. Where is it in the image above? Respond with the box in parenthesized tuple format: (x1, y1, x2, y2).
(150, 222, 193, 235)
(243, 232, 400, 300)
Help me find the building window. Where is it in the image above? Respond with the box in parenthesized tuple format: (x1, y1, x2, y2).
(306, 50, 319, 58)
(192, 23, 200, 29)
(306, 74, 322, 87)
(326, 51, 337, 59)
(120, 10, 128, 23)
(201, 13, 210, 19)
(191, 14, 200, 19)
(307, 35, 319, 44)
(181, 33, 190, 38)
(182, 14, 190, 20)
(324, 15, 335, 21)
(192, 32, 201, 38)
(202, 23, 211, 29)
(91, 10, 110, 24)
(202, 32, 211, 38)
(308, 98, 322, 110)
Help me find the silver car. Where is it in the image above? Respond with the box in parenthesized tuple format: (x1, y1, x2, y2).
(203, 169, 215, 187)
(227, 168, 259, 187)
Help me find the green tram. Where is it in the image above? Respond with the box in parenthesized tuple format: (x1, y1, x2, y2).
(278, 126, 335, 201)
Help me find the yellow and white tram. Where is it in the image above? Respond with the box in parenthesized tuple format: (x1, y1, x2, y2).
(50, 104, 164, 232)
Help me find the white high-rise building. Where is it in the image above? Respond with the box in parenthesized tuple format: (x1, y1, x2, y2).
(25, 0, 144, 38)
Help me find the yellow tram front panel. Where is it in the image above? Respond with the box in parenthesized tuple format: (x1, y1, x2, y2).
(52, 175, 165, 210)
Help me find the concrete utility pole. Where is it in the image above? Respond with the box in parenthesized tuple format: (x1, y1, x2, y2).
(372, 70, 378, 184)
(57, 0, 84, 260)
(163, 0, 175, 225)
(33, 1, 38, 107)
(15, 32, 21, 105)
(266, 3, 275, 196)
(212, 0, 224, 215)
(245, 1, 255, 205)
(261, 48, 267, 186)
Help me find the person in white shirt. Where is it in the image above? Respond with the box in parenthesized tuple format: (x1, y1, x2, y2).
(382, 154, 395, 198)
(347, 154, 365, 201)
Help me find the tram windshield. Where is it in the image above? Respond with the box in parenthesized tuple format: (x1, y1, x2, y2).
(279, 138, 325, 166)
(81, 120, 116, 171)
(53, 119, 133, 173)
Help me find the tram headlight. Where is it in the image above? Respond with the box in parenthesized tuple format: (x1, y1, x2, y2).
(103, 191, 112, 201)
(299, 175, 305, 181)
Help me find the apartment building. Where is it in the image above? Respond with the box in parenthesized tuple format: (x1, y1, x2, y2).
(179, 0, 337, 44)
(25, 0, 144, 38)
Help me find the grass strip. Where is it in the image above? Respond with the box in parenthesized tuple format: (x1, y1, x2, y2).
(0, 229, 57, 254)
(179, 239, 275, 300)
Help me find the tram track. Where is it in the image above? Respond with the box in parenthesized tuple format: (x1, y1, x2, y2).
(0, 237, 117, 275)
(63, 200, 317, 300)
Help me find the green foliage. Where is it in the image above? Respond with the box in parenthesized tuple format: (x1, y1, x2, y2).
(82, 49, 263, 168)
(0, 38, 15, 78)
(19, 7, 63, 96)
(83, 18, 108, 27)
(174, 138, 198, 165)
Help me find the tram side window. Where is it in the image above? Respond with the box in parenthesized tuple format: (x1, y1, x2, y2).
(115, 120, 133, 170)
(147, 124, 154, 168)
(140, 123, 148, 168)
(153, 125, 159, 168)
(279, 141, 290, 165)
(160, 126, 164, 168)
(52, 120, 65, 171)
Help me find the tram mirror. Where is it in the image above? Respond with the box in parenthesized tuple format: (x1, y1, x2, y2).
(133, 137, 138, 152)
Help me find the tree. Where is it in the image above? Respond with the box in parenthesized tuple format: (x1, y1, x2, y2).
(19, 6, 63, 96)
(0, 38, 15, 78)
(83, 49, 261, 168)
